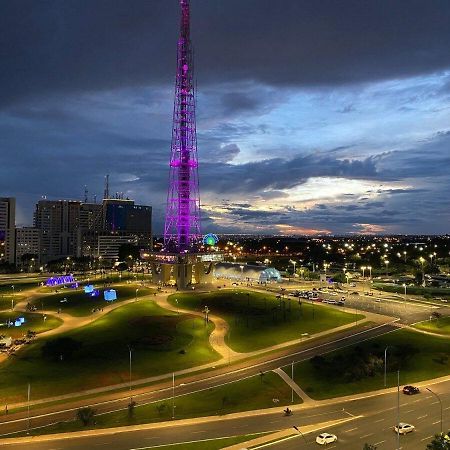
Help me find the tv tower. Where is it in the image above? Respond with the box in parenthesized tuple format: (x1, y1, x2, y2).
(164, 0, 201, 252)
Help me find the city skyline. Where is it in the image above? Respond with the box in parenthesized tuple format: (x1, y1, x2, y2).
(1, 0, 450, 235)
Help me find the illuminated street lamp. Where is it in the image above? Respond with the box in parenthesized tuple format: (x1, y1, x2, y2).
(384, 260, 389, 277)
(402, 283, 407, 306)
(289, 260, 297, 279)
(361, 266, 366, 278)
(403, 251, 407, 263)
(419, 257, 425, 286)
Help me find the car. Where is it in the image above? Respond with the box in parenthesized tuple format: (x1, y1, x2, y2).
(231, 282, 239, 286)
(403, 385, 420, 395)
(364, 291, 374, 296)
(323, 299, 337, 304)
(329, 291, 338, 296)
(316, 433, 337, 445)
(350, 291, 359, 295)
(337, 300, 345, 306)
(394, 423, 415, 435)
(340, 296, 346, 302)
(350, 283, 356, 287)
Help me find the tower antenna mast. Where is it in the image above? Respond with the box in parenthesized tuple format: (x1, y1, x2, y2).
(164, 0, 201, 252)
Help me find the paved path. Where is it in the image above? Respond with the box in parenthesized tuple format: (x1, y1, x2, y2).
(272, 367, 313, 404)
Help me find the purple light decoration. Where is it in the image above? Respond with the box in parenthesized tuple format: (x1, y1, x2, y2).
(164, 0, 201, 252)
(46, 275, 75, 287)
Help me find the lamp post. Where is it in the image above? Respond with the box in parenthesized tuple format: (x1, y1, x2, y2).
(384, 346, 390, 387)
(239, 265, 244, 281)
(289, 260, 297, 282)
(361, 266, 366, 279)
(135, 288, 139, 301)
(11, 285, 14, 310)
(291, 361, 295, 403)
(385, 260, 389, 277)
(403, 251, 407, 263)
(175, 298, 179, 314)
(396, 370, 400, 450)
(172, 372, 175, 419)
(426, 388, 443, 434)
(402, 283, 407, 306)
(128, 346, 132, 403)
(419, 257, 425, 286)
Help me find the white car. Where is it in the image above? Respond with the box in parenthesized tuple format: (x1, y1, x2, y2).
(316, 433, 337, 445)
(323, 299, 338, 304)
(394, 423, 415, 435)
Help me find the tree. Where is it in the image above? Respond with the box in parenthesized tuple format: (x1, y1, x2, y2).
(76, 407, 96, 426)
(41, 337, 82, 361)
(426, 432, 450, 449)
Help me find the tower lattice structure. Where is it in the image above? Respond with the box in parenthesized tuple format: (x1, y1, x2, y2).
(164, 0, 201, 252)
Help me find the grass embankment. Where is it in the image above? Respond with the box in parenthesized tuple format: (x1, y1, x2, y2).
(24, 372, 300, 436)
(0, 301, 220, 402)
(413, 316, 450, 336)
(31, 285, 154, 316)
(0, 311, 62, 339)
(373, 283, 450, 300)
(168, 289, 364, 353)
(288, 328, 450, 400)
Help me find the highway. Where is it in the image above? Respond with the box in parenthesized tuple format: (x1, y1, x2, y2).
(2, 378, 449, 450)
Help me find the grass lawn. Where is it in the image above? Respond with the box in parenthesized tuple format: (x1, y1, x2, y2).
(25, 371, 300, 435)
(0, 301, 220, 403)
(0, 311, 62, 339)
(168, 289, 364, 352)
(31, 285, 155, 317)
(413, 316, 450, 336)
(288, 328, 450, 400)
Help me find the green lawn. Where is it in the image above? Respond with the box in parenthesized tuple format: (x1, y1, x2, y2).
(24, 371, 300, 435)
(413, 317, 450, 336)
(31, 285, 155, 316)
(0, 301, 220, 402)
(288, 328, 450, 400)
(0, 311, 62, 339)
(168, 289, 363, 352)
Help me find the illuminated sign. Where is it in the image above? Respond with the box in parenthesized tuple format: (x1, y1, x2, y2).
(84, 285, 94, 294)
(202, 233, 219, 246)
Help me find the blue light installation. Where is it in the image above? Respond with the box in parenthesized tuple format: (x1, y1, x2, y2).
(104, 289, 117, 301)
(46, 275, 75, 287)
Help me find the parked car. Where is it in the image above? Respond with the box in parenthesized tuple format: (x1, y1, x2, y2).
(394, 423, 415, 435)
(337, 300, 345, 306)
(323, 299, 337, 304)
(350, 291, 359, 295)
(316, 433, 337, 445)
(403, 385, 420, 395)
(364, 292, 374, 296)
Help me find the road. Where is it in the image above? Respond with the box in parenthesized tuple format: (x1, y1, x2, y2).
(3, 378, 449, 450)
(0, 323, 397, 436)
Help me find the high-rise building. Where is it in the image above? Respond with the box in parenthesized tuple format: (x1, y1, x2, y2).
(34, 200, 81, 262)
(0, 197, 16, 264)
(14, 227, 41, 267)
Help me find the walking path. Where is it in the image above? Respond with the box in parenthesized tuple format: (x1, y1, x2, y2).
(272, 367, 313, 404)
(2, 284, 395, 410)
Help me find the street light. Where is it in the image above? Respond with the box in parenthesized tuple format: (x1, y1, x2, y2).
(289, 260, 297, 280)
(128, 346, 132, 403)
(384, 260, 389, 277)
(426, 388, 443, 434)
(367, 266, 372, 279)
(384, 346, 391, 387)
(361, 266, 366, 278)
(175, 298, 179, 314)
(402, 283, 407, 306)
(419, 257, 425, 286)
(11, 285, 14, 310)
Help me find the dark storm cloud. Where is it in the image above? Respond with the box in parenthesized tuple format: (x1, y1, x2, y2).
(1, 0, 450, 107)
(199, 153, 379, 194)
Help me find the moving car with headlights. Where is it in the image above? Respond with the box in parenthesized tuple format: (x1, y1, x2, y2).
(403, 385, 420, 395)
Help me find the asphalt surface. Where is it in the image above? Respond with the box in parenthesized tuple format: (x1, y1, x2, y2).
(0, 280, 448, 448)
(0, 322, 397, 435)
(3, 379, 449, 450)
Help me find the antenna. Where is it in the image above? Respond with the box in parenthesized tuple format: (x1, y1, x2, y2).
(104, 174, 110, 200)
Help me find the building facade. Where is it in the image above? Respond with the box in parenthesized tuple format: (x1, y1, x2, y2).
(0, 197, 16, 264)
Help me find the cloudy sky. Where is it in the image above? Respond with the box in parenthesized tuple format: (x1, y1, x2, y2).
(1, 0, 450, 235)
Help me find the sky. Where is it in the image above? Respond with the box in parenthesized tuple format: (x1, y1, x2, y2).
(1, 0, 450, 235)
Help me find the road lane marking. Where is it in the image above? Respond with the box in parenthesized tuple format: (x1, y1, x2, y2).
(432, 420, 440, 425)
(374, 441, 385, 446)
(421, 435, 434, 441)
(417, 414, 428, 419)
(445, 406, 450, 411)
(344, 427, 358, 432)
(374, 418, 385, 423)
(431, 401, 440, 405)
(360, 433, 373, 439)
(404, 409, 415, 413)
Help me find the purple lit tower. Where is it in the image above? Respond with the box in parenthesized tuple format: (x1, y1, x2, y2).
(164, 0, 201, 252)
